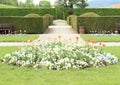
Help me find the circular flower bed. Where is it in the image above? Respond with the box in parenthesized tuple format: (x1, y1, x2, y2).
(1, 41, 118, 70)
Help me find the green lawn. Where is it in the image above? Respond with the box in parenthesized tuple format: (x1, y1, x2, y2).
(0, 46, 120, 85)
(80, 34, 120, 42)
(0, 34, 39, 42)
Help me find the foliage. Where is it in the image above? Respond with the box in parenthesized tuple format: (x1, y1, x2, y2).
(39, 0, 51, 8)
(67, 15, 78, 32)
(0, 8, 56, 18)
(24, 13, 40, 17)
(67, 16, 120, 33)
(24, 0, 34, 8)
(1, 41, 118, 70)
(44, 14, 53, 25)
(0, 15, 53, 33)
(1, 8, 120, 19)
(0, 4, 17, 8)
(77, 16, 120, 33)
(73, 8, 120, 16)
(80, 12, 100, 17)
(55, 0, 88, 15)
(0, 0, 18, 6)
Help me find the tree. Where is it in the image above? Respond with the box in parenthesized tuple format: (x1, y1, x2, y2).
(18, 1, 25, 7)
(55, 0, 88, 15)
(25, 0, 34, 8)
(39, 0, 51, 8)
(0, 0, 18, 6)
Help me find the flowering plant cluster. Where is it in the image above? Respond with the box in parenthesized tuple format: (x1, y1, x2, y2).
(1, 41, 118, 70)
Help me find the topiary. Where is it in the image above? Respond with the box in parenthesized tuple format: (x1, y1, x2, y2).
(24, 13, 40, 17)
(80, 12, 100, 17)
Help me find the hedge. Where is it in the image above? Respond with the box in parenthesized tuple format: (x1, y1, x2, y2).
(77, 16, 120, 33)
(67, 16, 120, 33)
(74, 8, 120, 16)
(0, 15, 53, 34)
(1, 8, 120, 19)
(0, 8, 56, 18)
(67, 15, 78, 32)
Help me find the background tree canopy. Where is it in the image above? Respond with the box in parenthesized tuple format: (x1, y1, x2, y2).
(55, 0, 88, 15)
(0, 0, 51, 8)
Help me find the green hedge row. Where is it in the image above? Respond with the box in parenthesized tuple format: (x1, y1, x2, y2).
(67, 16, 120, 33)
(1, 8, 120, 19)
(67, 15, 78, 32)
(74, 8, 120, 16)
(77, 17, 120, 33)
(0, 15, 53, 34)
(0, 8, 56, 18)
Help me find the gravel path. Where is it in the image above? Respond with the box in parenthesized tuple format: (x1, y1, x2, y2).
(35, 19, 85, 44)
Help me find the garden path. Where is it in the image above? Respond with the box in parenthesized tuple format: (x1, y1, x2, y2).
(35, 20, 85, 44)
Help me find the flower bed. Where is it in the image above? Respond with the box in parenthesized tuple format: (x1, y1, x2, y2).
(1, 41, 118, 70)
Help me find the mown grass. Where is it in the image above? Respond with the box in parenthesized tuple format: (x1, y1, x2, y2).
(0, 46, 120, 85)
(80, 34, 120, 42)
(0, 34, 39, 42)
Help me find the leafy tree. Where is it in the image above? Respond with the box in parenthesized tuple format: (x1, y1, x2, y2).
(0, 0, 18, 6)
(18, 1, 25, 7)
(25, 0, 34, 8)
(39, 0, 51, 8)
(55, 0, 88, 15)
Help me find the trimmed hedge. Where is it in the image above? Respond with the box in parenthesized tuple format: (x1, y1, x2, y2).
(67, 16, 120, 33)
(1, 8, 120, 19)
(74, 8, 120, 16)
(0, 15, 53, 34)
(44, 14, 53, 25)
(67, 15, 77, 32)
(0, 8, 56, 18)
(77, 16, 120, 33)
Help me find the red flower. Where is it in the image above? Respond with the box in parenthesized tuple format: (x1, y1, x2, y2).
(76, 37, 79, 41)
(58, 36, 61, 39)
(99, 42, 102, 45)
(102, 44, 106, 47)
(92, 40, 95, 43)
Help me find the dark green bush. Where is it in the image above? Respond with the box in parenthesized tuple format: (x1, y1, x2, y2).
(0, 15, 53, 34)
(1, 8, 120, 19)
(0, 8, 56, 18)
(67, 15, 77, 32)
(44, 14, 53, 25)
(77, 16, 120, 33)
(73, 8, 120, 16)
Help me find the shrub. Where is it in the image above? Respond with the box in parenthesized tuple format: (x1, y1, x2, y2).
(80, 12, 100, 17)
(73, 8, 120, 16)
(77, 16, 120, 33)
(67, 15, 77, 32)
(24, 13, 40, 17)
(0, 15, 53, 34)
(44, 14, 53, 25)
